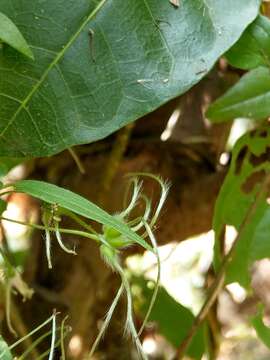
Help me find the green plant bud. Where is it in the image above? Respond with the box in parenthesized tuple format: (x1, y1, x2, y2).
(109, 236, 133, 249)
(103, 223, 133, 248)
(103, 224, 122, 240)
(100, 244, 116, 263)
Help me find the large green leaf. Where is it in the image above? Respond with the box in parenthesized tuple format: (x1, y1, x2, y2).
(206, 67, 270, 122)
(0, 0, 260, 157)
(13, 180, 152, 251)
(213, 126, 270, 287)
(0, 12, 34, 60)
(226, 15, 270, 70)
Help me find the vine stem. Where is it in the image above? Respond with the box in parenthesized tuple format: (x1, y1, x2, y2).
(176, 174, 270, 359)
(98, 123, 134, 206)
(0, 216, 99, 242)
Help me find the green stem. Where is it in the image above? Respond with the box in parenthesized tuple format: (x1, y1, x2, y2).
(6, 315, 54, 353)
(60, 316, 69, 360)
(35, 331, 69, 360)
(0, 216, 100, 243)
(18, 328, 55, 360)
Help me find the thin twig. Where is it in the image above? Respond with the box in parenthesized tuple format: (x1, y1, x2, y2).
(176, 174, 270, 359)
(68, 147, 86, 174)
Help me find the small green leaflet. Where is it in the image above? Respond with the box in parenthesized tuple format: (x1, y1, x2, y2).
(226, 15, 270, 70)
(0, 336, 12, 360)
(13, 180, 152, 251)
(0, 12, 34, 60)
(206, 67, 270, 122)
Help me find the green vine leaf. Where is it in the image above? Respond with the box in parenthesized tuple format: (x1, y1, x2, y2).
(226, 15, 270, 70)
(213, 126, 270, 287)
(0, 0, 260, 157)
(206, 66, 270, 122)
(13, 180, 152, 251)
(0, 12, 34, 60)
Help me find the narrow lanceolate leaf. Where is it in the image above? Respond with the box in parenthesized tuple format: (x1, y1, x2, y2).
(13, 180, 152, 251)
(0, 0, 260, 157)
(213, 126, 270, 287)
(206, 67, 270, 122)
(226, 15, 270, 70)
(0, 12, 34, 60)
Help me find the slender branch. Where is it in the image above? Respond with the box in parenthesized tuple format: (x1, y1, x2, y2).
(176, 174, 270, 359)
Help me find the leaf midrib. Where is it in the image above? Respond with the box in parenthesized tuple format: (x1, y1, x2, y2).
(0, 0, 108, 138)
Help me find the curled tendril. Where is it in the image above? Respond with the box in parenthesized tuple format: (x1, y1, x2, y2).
(119, 177, 142, 219)
(55, 222, 76, 255)
(126, 172, 171, 228)
(89, 174, 169, 360)
(131, 194, 152, 232)
(42, 204, 76, 268)
(48, 310, 57, 360)
(89, 283, 124, 358)
(6, 280, 17, 337)
(137, 220, 160, 337)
